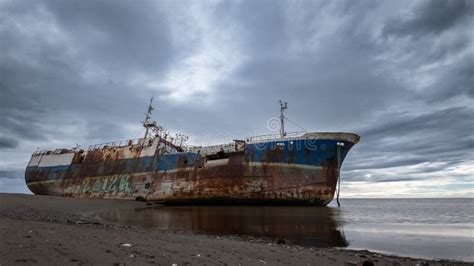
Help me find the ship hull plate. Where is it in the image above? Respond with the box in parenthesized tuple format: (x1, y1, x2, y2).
(25, 135, 359, 206)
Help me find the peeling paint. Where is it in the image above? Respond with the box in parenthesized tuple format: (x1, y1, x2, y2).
(25, 133, 360, 206)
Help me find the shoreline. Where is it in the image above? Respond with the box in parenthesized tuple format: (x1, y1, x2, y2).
(0, 193, 471, 265)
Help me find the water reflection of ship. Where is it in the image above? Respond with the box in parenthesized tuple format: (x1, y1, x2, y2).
(98, 206, 348, 248)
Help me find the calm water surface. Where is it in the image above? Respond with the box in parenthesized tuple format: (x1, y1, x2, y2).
(96, 198, 474, 262)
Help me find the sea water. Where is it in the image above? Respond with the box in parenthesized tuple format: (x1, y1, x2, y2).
(96, 198, 474, 262)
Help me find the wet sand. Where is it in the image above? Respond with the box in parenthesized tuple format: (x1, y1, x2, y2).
(0, 193, 469, 265)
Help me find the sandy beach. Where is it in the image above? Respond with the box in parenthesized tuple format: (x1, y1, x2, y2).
(0, 193, 470, 265)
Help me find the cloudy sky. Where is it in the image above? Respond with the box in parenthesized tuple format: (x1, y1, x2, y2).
(1, 0, 473, 197)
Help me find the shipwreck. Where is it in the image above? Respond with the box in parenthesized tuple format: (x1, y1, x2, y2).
(26, 99, 359, 206)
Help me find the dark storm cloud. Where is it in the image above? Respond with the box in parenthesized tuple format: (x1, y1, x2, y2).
(379, 0, 474, 104)
(383, 0, 473, 38)
(41, 0, 175, 73)
(424, 34, 471, 63)
(359, 107, 473, 144)
(342, 106, 474, 182)
(0, 0, 176, 145)
(0, 0, 472, 196)
(210, 0, 405, 132)
(0, 136, 18, 149)
(427, 55, 474, 100)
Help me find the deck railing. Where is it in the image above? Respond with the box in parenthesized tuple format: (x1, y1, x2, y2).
(87, 138, 144, 150)
(33, 131, 308, 156)
(190, 142, 236, 154)
(247, 131, 305, 143)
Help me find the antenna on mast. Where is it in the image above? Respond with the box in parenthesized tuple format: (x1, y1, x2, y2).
(139, 97, 188, 150)
(143, 97, 155, 138)
(279, 100, 288, 139)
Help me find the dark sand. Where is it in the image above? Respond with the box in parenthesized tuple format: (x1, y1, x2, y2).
(0, 194, 469, 265)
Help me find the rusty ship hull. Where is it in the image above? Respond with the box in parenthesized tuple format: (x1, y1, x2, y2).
(25, 133, 359, 206)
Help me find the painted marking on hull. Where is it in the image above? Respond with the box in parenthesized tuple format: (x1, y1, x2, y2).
(27, 163, 324, 185)
(83, 174, 134, 193)
(28, 178, 329, 195)
(26, 163, 325, 187)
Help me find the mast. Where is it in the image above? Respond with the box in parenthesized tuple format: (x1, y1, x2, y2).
(139, 97, 188, 150)
(279, 100, 287, 139)
(143, 97, 154, 138)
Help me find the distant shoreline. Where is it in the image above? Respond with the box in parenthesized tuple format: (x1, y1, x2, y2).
(0, 193, 471, 265)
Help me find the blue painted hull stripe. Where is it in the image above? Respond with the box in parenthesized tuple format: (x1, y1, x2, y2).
(26, 139, 352, 181)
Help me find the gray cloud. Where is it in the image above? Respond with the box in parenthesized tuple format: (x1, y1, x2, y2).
(427, 55, 474, 100)
(343, 106, 474, 181)
(374, 177, 424, 183)
(383, 0, 474, 38)
(42, 0, 175, 74)
(0, 0, 177, 146)
(0, 0, 473, 196)
(0, 136, 18, 149)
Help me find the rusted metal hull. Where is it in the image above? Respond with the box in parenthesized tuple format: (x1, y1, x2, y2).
(25, 134, 359, 206)
(27, 164, 337, 206)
